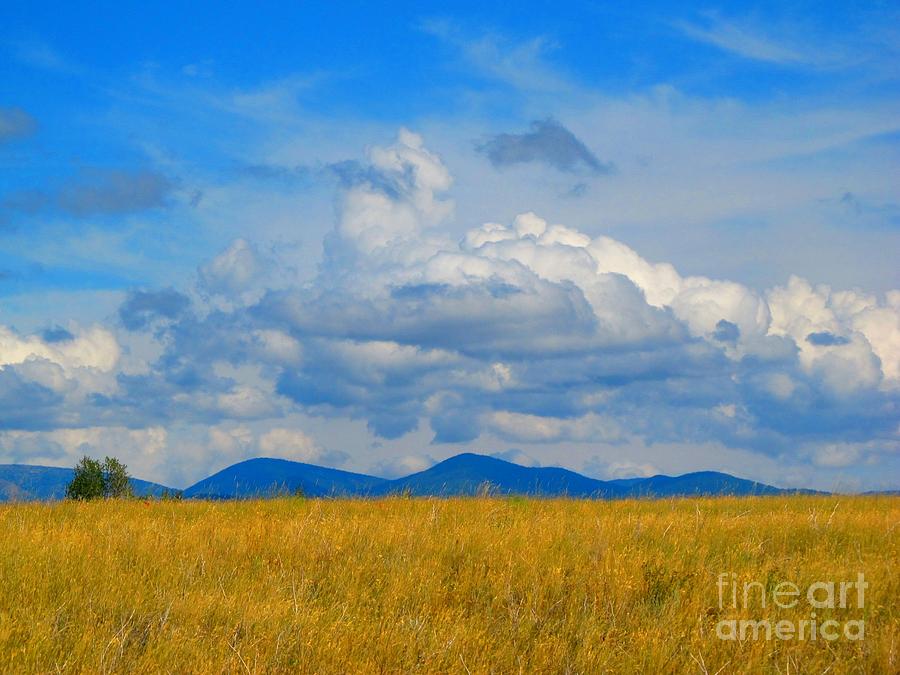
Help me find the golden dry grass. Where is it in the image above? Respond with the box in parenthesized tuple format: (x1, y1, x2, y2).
(0, 496, 897, 673)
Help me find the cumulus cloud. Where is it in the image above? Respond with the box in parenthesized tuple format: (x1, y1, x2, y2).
(328, 128, 453, 256)
(586, 459, 659, 480)
(0, 324, 120, 373)
(2, 130, 898, 484)
(484, 412, 624, 444)
(0, 426, 167, 470)
(0, 324, 122, 430)
(276, 133, 897, 462)
(148, 424, 340, 484)
(155, 134, 900, 461)
(372, 453, 435, 478)
(258, 427, 348, 466)
(119, 289, 191, 331)
(767, 277, 900, 390)
(490, 449, 541, 467)
(477, 119, 613, 174)
(811, 443, 863, 468)
(198, 238, 266, 299)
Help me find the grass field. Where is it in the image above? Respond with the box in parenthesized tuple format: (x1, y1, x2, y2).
(0, 496, 897, 673)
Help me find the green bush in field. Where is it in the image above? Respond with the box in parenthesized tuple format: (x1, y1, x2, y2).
(65, 456, 133, 500)
(101, 456, 133, 499)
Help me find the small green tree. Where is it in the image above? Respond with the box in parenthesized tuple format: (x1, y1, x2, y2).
(65, 455, 133, 500)
(102, 456, 133, 498)
(65, 456, 105, 500)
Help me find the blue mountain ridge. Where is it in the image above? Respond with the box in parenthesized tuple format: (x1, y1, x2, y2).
(182, 457, 387, 498)
(0, 464, 171, 502)
(183, 452, 806, 499)
(372, 453, 618, 497)
(0, 453, 829, 502)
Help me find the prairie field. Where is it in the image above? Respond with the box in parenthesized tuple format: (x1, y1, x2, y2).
(0, 496, 897, 674)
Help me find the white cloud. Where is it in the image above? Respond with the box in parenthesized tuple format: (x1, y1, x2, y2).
(372, 453, 435, 478)
(0, 324, 120, 373)
(0, 325, 123, 423)
(3, 130, 898, 487)
(767, 276, 897, 392)
(675, 16, 811, 66)
(485, 411, 624, 444)
(601, 460, 659, 480)
(812, 443, 863, 469)
(216, 386, 279, 418)
(258, 427, 333, 464)
(0, 426, 168, 479)
(198, 238, 265, 298)
(208, 425, 254, 455)
(673, 11, 893, 72)
(251, 330, 302, 366)
(490, 449, 541, 467)
(420, 21, 571, 93)
(335, 128, 453, 256)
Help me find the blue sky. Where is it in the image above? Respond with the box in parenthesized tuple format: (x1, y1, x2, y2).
(1, 1, 899, 490)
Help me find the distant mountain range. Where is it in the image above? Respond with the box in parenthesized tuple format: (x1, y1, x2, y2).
(0, 465, 171, 502)
(1, 453, 829, 502)
(370, 454, 798, 498)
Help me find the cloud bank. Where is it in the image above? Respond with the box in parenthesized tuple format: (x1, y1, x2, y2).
(0, 130, 897, 486)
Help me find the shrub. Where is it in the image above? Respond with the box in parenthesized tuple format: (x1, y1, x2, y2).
(65, 457, 105, 500)
(65, 456, 133, 500)
(102, 456, 133, 498)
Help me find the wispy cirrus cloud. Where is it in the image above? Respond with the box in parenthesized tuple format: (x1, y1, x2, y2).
(6, 38, 83, 75)
(672, 11, 895, 72)
(675, 15, 812, 66)
(420, 19, 572, 93)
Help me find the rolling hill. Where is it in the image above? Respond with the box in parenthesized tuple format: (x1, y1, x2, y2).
(617, 470, 785, 497)
(373, 453, 619, 497)
(182, 457, 387, 499)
